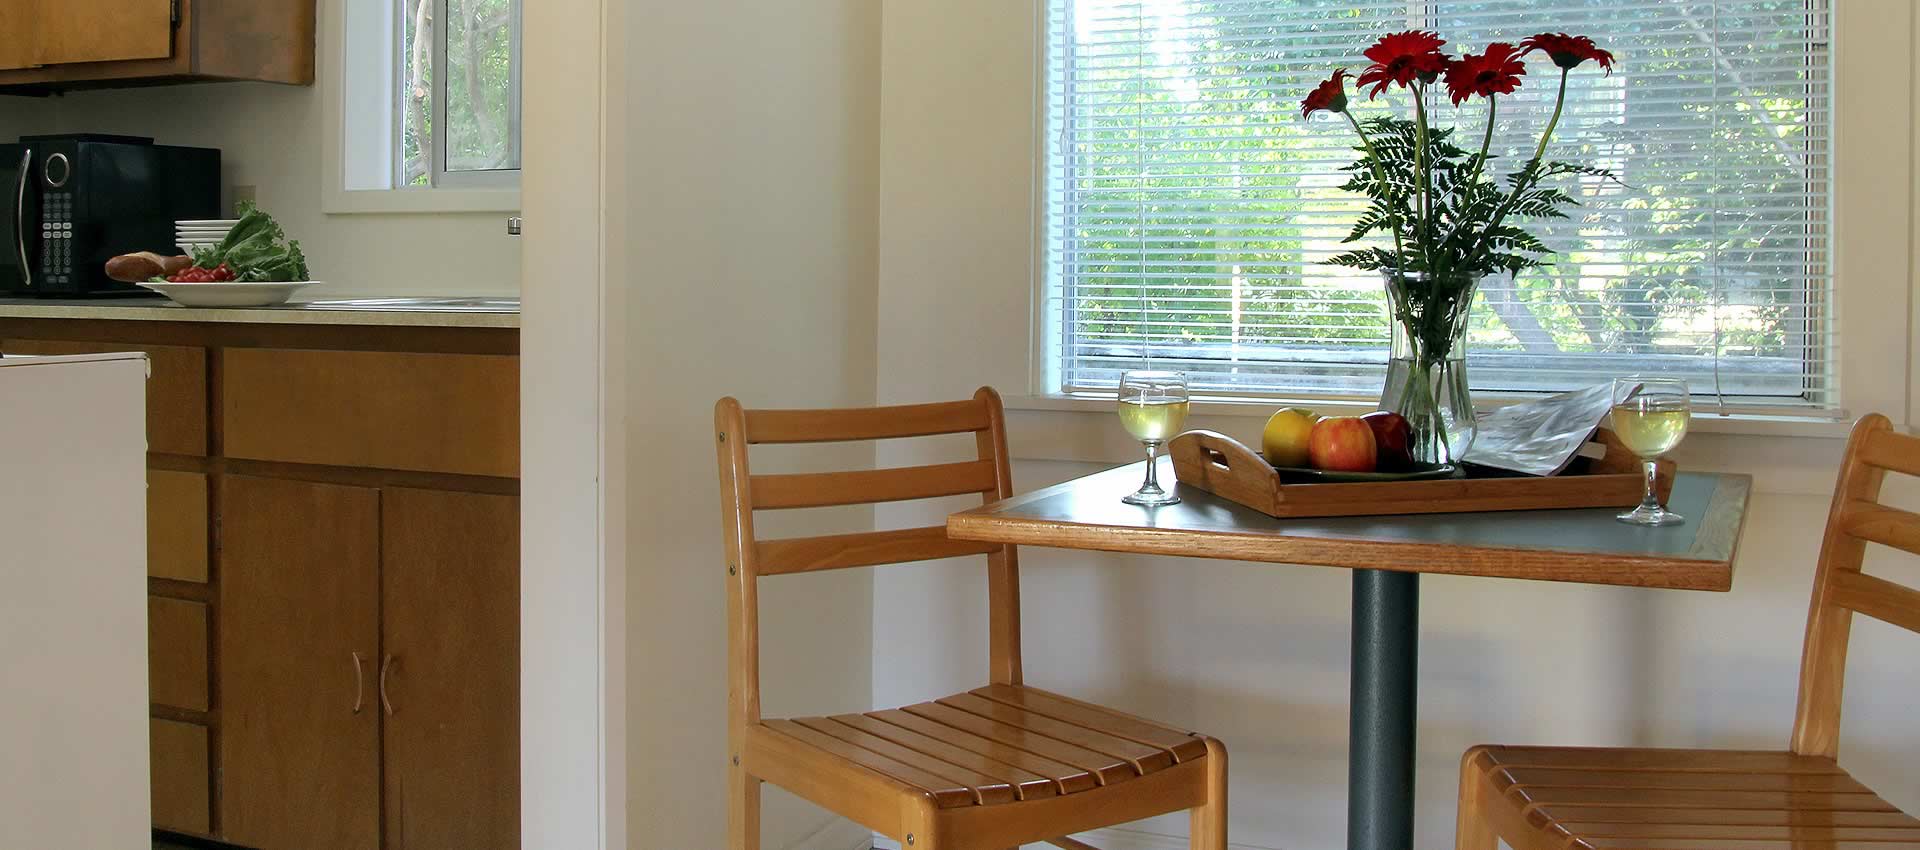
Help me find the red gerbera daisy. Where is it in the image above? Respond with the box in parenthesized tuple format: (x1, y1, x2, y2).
(1301, 69, 1350, 118)
(1444, 42, 1527, 106)
(1519, 32, 1614, 75)
(1357, 30, 1451, 99)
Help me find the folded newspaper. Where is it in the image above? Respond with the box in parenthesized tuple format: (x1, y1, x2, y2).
(1460, 382, 1620, 476)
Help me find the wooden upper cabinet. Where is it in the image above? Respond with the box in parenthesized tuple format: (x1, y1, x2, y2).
(0, 0, 315, 90)
(0, 3, 39, 71)
(36, 0, 176, 67)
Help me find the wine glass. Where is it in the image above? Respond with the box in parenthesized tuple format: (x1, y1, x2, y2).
(1610, 377, 1691, 526)
(1117, 370, 1190, 506)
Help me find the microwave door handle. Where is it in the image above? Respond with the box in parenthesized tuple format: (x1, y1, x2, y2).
(13, 147, 28, 291)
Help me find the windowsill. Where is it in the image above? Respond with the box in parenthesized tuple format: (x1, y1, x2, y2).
(1005, 392, 1863, 439)
(323, 187, 523, 216)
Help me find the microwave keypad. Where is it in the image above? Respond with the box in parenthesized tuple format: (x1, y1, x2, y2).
(39, 192, 72, 285)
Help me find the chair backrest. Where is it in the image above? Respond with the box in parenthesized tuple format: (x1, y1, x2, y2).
(1790, 413, 1920, 758)
(714, 387, 1023, 730)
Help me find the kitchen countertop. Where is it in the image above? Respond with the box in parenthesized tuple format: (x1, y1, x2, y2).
(0, 297, 520, 328)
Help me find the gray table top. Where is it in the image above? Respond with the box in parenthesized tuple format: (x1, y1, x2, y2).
(949, 460, 1752, 591)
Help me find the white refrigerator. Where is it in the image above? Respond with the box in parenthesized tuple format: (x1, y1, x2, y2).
(0, 352, 150, 849)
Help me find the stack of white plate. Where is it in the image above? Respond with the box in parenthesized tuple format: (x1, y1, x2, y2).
(175, 219, 239, 253)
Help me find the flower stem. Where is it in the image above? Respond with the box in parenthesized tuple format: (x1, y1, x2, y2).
(1472, 68, 1571, 267)
(1466, 96, 1496, 197)
(1530, 68, 1570, 165)
(1412, 84, 1435, 272)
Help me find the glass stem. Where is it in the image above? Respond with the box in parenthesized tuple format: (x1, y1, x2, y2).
(1142, 441, 1163, 491)
(1641, 458, 1662, 510)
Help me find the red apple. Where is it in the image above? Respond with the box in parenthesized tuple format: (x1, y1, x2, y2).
(1360, 411, 1413, 470)
(1308, 416, 1378, 472)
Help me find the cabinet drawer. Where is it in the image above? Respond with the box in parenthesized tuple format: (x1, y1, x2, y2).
(149, 597, 209, 712)
(151, 718, 211, 835)
(0, 339, 207, 456)
(222, 348, 518, 478)
(149, 470, 208, 583)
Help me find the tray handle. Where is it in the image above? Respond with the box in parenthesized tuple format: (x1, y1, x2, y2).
(1169, 430, 1282, 505)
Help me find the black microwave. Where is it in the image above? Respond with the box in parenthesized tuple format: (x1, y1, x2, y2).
(0, 135, 221, 297)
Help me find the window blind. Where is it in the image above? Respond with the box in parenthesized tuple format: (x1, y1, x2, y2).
(1044, 0, 1834, 412)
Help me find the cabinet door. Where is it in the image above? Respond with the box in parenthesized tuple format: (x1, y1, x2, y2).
(381, 488, 520, 850)
(0, 4, 37, 70)
(219, 476, 381, 850)
(34, 0, 175, 66)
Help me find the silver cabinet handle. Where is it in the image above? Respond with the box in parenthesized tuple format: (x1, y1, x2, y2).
(13, 147, 30, 291)
(351, 652, 365, 715)
(379, 654, 397, 716)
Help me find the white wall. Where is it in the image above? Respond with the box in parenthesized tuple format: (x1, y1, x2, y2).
(0, 0, 517, 297)
(873, 3, 1920, 849)
(616, 2, 882, 848)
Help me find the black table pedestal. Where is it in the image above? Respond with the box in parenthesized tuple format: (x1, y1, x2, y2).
(1348, 569, 1419, 850)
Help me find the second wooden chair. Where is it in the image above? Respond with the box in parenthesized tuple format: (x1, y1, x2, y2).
(1455, 413, 1920, 850)
(716, 387, 1228, 850)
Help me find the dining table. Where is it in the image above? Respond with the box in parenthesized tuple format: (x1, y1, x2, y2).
(946, 457, 1753, 850)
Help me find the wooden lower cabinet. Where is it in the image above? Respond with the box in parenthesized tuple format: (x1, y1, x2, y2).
(382, 488, 521, 849)
(218, 477, 521, 850)
(0, 319, 520, 847)
(219, 476, 383, 850)
(151, 718, 212, 835)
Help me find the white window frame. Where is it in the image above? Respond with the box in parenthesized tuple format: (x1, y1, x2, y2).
(1026, 0, 1911, 433)
(325, 0, 522, 214)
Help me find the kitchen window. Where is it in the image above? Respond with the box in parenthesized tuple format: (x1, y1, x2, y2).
(1041, 0, 1834, 415)
(337, 0, 522, 202)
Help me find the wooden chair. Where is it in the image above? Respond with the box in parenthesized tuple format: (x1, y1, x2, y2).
(716, 388, 1228, 850)
(1455, 413, 1920, 850)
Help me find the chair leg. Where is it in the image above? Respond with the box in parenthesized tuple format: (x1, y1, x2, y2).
(1454, 748, 1497, 850)
(1189, 737, 1228, 850)
(729, 765, 761, 850)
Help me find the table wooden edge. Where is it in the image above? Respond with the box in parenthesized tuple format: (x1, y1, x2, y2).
(947, 473, 1753, 593)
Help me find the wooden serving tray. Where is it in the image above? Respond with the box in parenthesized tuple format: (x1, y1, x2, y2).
(1168, 429, 1675, 519)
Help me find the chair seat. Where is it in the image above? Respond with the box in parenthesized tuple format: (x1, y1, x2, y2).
(759, 684, 1211, 810)
(1466, 744, 1920, 849)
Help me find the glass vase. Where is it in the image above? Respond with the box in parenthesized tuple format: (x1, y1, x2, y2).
(1379, 271, 1481, 465)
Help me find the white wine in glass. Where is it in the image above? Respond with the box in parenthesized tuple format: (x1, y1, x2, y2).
(1118, 371, 1189, 506)
(1611, 377, 1690, 526)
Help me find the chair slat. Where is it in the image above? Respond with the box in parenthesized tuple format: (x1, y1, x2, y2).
(896, 702, 1139, 786)
(1857, 427, 1920, 477)
(760, 719, 978, 809)
(969, 684, 1208, 762)
(860, 709, 1101, 795)
(1577, 839, 1920, 850)
(751, 460, 998, 510)
(1841, 501, 1920, 557)
(744, 399, 990, 444)
(1507, 786, 1898, 813)
(1828, 570, 1920, 634)
(1561, 823, 1920, 842)
(820, 713, 1062, 800)
(1479, 747, 1842, 774)
(790, 717, 1020, 805)
(755, 526, 1000, 576)
(934, 693, 1175, 775)
(1540, 808, 1920, 828)
(1499, 767, 1869, 793)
